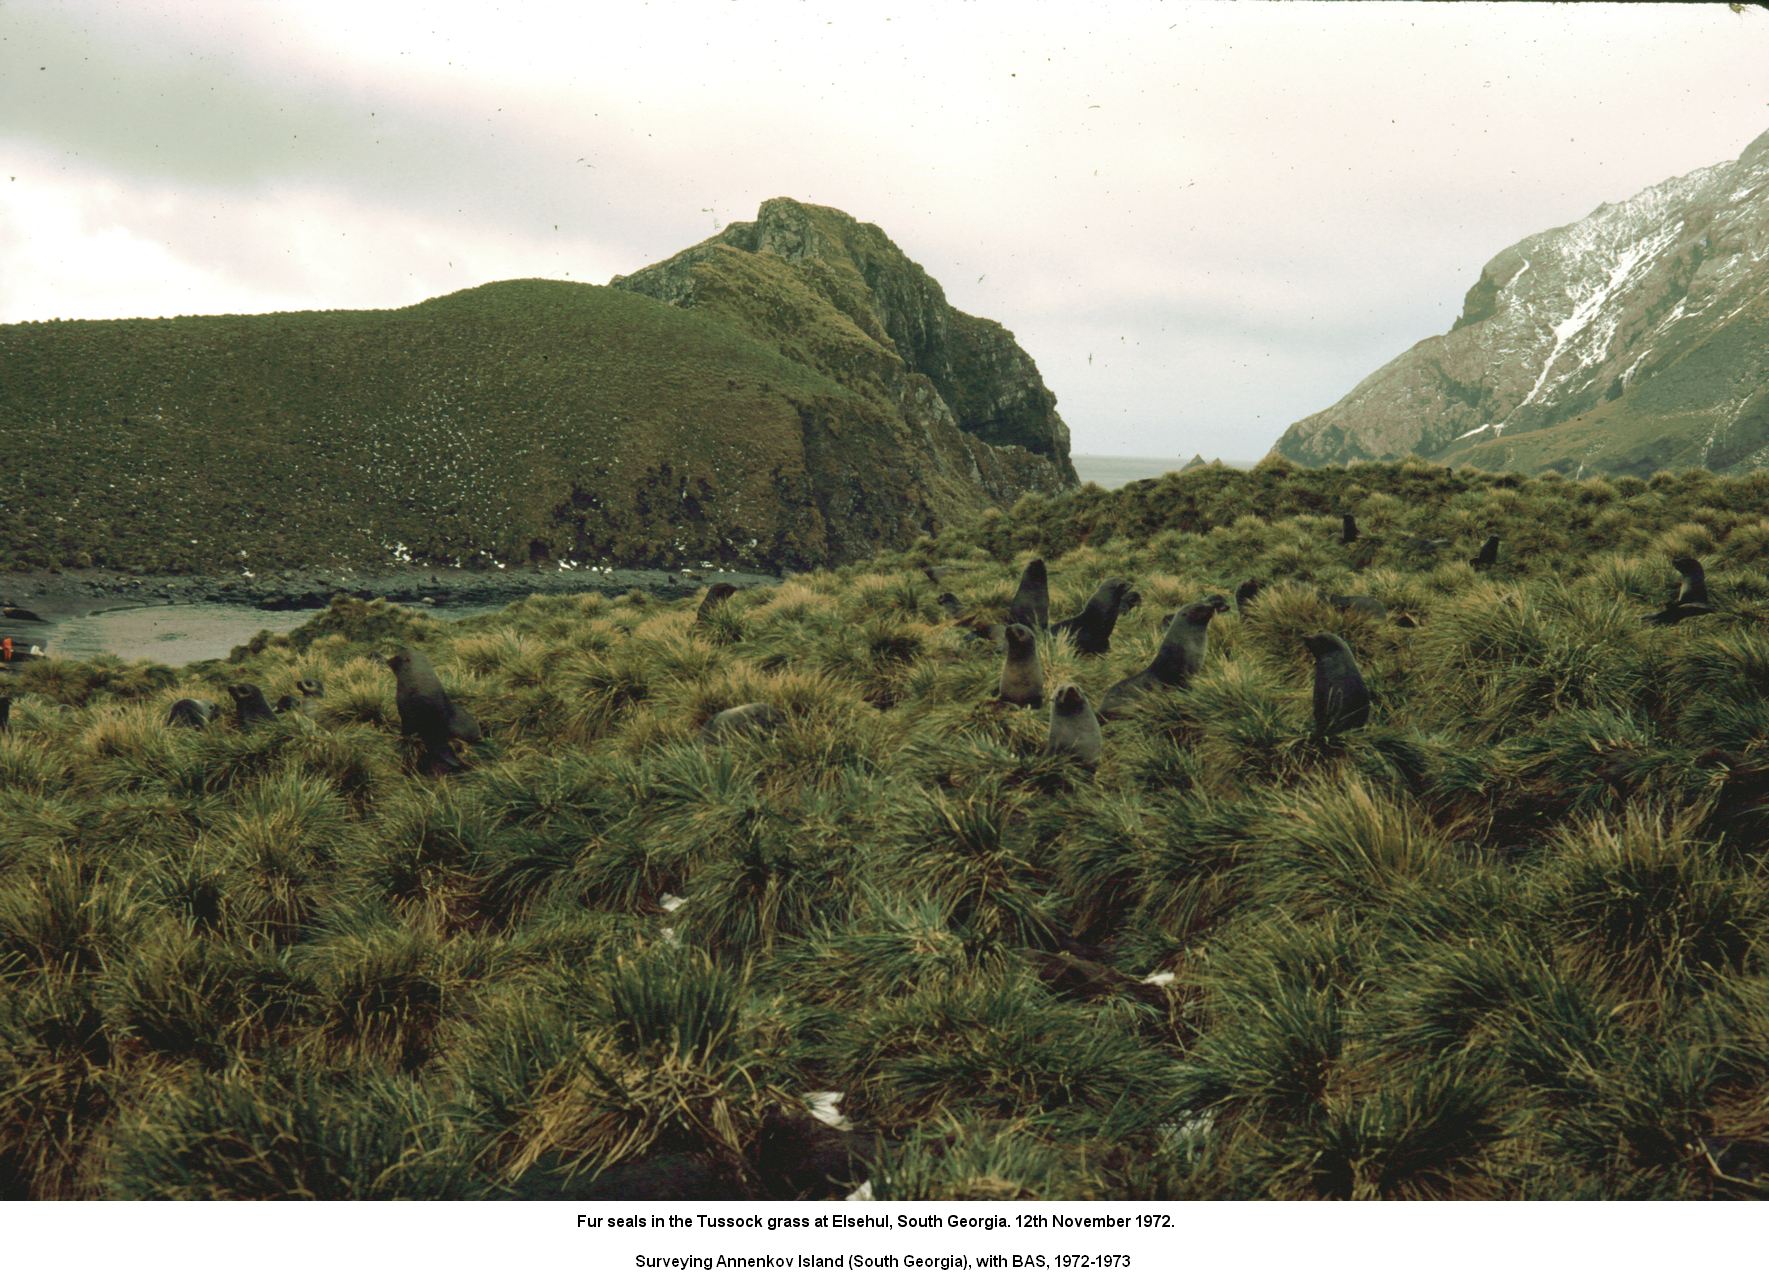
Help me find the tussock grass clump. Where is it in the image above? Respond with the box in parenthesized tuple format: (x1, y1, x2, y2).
(1537, 806, 1766, 999)
(825, 973, 1179, 1131)
(1248, 776, 1466, 915)
(877, 781, 1054, 947)
(12, 460, 1769, 1198)
(105, 1067, 475, 1199)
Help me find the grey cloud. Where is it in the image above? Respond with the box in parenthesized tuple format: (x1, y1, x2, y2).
(0, 2, 697, 270)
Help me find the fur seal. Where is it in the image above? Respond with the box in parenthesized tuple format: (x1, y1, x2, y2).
(0, 696, 10, 733)
(1471, 535, 1500, 570)
(1052, 578, 1131, 655)
(937, 592, 963, 617)
(701, 702, 786, 744)
(695, 583, 738, 625)
(1160, 595, 1231, 629)
(1669, 555, 1710, 608)
(1008, 559, 1049, 632)
(166, 698, 217, 729)
(272, 678, 325, 717)
(1046, 683, 1102, 766)
(1303, 632, 1371, 736)
(388, 647, 483, 775)
(1341, 514, 1359, 545)
(228, 684, 277, 732)
(1, 606, 44, 623)
(997, 623, 1044, 708)
(1328, 594, 1388, 620)
(1235, 579, 1262, 613)
(1645, 555, 1715, 625)
(1098, 601, 1216, 719)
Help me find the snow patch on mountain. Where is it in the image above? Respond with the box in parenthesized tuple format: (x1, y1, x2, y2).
(1273, 126, 1769, 472)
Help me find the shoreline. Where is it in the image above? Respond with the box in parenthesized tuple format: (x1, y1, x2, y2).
(0, 564, 784, 625)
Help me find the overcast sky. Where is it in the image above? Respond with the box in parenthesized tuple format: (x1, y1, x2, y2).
(3, 1, 1766, 459)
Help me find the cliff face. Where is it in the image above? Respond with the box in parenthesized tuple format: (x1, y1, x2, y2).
(1272, 128, 1769, 477)
(614, 197, 1078, 485)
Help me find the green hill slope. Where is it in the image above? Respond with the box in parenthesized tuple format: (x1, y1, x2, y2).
(1, 213, 1074, 576)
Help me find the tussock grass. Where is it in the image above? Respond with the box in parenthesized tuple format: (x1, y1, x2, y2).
(9, 460, 1769, 1198)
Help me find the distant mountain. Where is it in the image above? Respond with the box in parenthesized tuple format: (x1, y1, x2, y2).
(1273, 127, 1769, 476)
(0, 200, 1074, 575)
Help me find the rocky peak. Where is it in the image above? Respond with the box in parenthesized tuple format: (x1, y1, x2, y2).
(1273, 127, 1769, 476)
(615, 198, 1076, 481)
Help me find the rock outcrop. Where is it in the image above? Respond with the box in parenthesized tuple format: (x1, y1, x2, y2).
(614, 198, 1077, 482)
(1272, 127, 1769, 477)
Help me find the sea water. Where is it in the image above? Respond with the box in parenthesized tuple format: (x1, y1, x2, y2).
(1071, 454, 1252, 489)
(39, 601, 504, 667)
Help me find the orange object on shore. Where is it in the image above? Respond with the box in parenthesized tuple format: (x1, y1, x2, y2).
(2, 636, 12, 662)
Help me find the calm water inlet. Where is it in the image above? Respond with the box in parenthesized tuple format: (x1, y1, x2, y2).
(35, 601, 497, 668)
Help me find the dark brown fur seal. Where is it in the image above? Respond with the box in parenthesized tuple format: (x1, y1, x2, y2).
(998, 623, 1044, 708)
(1303, 632, 1371, 736)
(1669, 555, 1710, 608)
(166, 698, 217, 728)
(1341, 514, 1359, 545)
(389, 647, 483, 775)
(1645, 555, 1714, 625)
(1098, 601, 1216, 719)
(0, 696, 10, 733)
(1008, 559, 1049, 632)
(1052, 578, 1131, 655)
(1160, 595, 1231, 630)
(1235, 578, 1262, 613)
(695, 583, 738, 625)
(227, 684, 277, 732)
(702, 702, 786, 744)
(1471, 535, 1500, 570)
(1046, 683, 1102, 766)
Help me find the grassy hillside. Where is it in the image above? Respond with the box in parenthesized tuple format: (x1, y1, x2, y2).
(0, 277, 1063, 576)
(5, 460, 1769, 1199)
